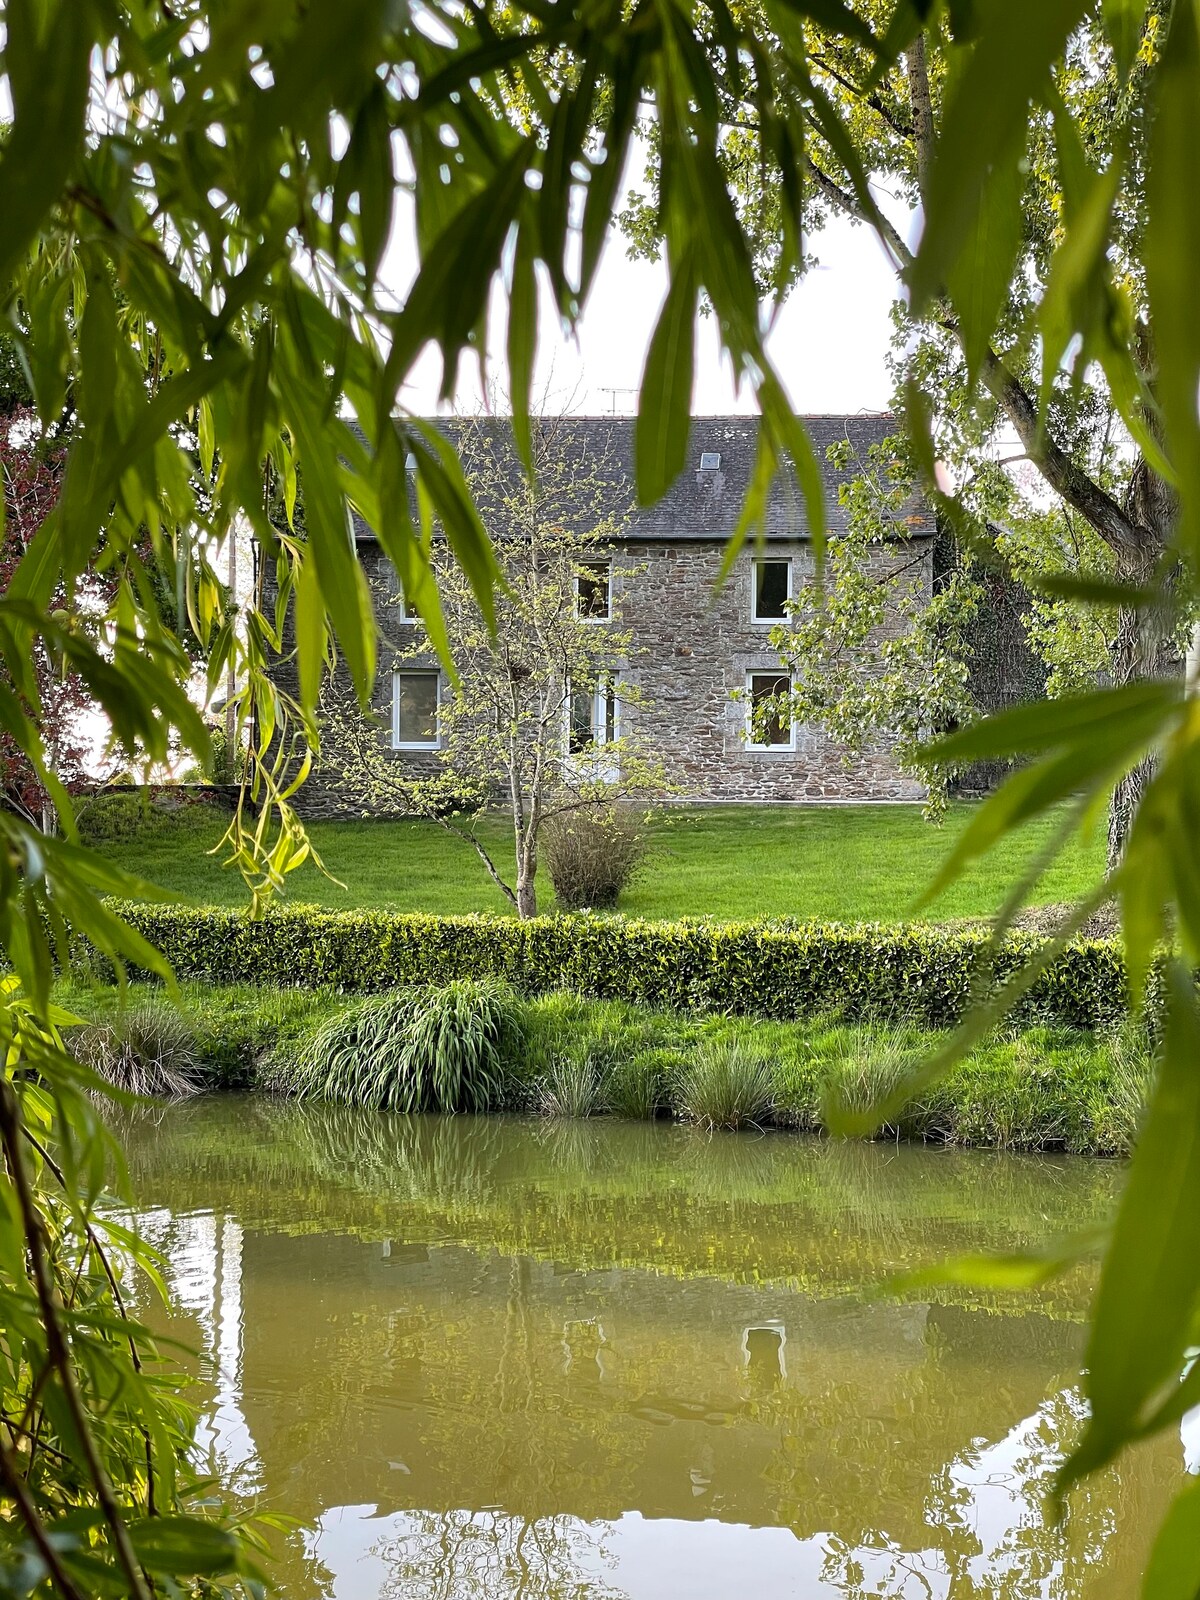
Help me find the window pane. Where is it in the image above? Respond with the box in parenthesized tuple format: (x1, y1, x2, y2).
(750, 673, 791, 746)
(754, 560, 790, 620)
(602, 681, 616, 744)
(569, 686, 595, 753)
(578, 564, 611, 619)
(397, 673, 438, 744)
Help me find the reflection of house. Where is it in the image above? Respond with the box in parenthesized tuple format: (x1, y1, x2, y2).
(291, 416, 935, 817)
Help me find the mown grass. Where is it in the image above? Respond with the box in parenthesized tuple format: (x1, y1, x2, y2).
(59, 978, 1152, 1156)
(87, 800, 1104, 923)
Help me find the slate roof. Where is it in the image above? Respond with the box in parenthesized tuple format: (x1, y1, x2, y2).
(354, 413, 934, 544)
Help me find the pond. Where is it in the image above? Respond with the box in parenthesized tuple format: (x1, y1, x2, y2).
(112, 1099, 1187, 1599)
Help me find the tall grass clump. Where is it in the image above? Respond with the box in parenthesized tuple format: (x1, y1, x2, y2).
(541, 1053, 603, 1118)
(676, 1040, 775, 1131)
(796, 1018, 932, 1140)
(72, 999, 204, 1099)
(268, 980, 524, 1112)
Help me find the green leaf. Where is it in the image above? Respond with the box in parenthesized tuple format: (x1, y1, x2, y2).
(1059, 966, 1200, 1495)
(507, 222, 539, 478)
(1145, 0, 1200, 567)
(946, 146, 1025, 383)
(0, 0, 92, 289)
(927, 679, 1181, 764)
(1144, 1475, 1200, 1600)
(636, 252, 698, 503)
(128, 1516, 240, 1578)
(912, 0, 1090, 310)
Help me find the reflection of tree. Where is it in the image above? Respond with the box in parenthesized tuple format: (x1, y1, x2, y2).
(369, 1510, 625, 1600)
(113, 1099, 1119, 1322)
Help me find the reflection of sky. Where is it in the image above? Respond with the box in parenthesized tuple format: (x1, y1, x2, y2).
(134, 1206, 1182, 1600)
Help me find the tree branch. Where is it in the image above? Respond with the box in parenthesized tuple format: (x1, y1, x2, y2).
(975, 343, 1148, 559)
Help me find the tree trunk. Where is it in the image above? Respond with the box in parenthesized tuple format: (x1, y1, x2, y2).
(1107, 458, 1178, 869)
(516, 870, 537, 919)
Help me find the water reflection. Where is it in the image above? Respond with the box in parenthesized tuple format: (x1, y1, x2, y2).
(112, 1101, 1182, 1598)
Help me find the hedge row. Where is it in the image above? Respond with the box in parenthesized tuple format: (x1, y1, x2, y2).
(98, 904, 1128, 1031)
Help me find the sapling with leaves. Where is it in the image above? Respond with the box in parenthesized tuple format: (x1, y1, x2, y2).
(323, 416, 665, 917)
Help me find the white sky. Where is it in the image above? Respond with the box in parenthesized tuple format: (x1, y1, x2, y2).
(382, 202, 904, 420)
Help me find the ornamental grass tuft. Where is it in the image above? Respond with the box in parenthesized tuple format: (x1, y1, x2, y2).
(676, 1040, 775, 1131)
(267, 980, 524, 1113)
(73, 999, 205, 1099)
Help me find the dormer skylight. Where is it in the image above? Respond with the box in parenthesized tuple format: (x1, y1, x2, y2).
(699, 451, 721, 470)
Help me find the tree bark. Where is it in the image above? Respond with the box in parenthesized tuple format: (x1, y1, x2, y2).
(515, 854, 538, 919)
(1107, 455, 1178, 867)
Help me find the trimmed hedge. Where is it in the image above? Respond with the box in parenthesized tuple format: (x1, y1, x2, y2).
(98, 904, 1128, 1030)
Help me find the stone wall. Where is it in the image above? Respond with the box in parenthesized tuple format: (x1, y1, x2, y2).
(285, 536, 932, 817)
(613, 539, 930, 804)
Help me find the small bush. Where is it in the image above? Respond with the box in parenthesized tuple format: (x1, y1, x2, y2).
(676, 1040, 775, 1130)
(73, 1000, 204, 1098)
(269, 980, 524, 1113)
(541, 808, 648, 911)
(76, 792, 214, 845)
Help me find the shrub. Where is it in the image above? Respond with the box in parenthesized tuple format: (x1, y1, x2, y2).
(540, 808, 648, 910)
(675, 1040, 775, 1131)
(101, 904, 1129, 1032)
(76, 791, 215, 845)
(267, 980, 524, 1113)
(72, 999, 204, 1098)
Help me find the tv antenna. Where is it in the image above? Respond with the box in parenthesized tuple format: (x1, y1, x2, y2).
(599, 387, 638, 414)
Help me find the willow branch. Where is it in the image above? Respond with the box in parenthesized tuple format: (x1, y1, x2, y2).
(0, 1082, 152, 1600)
(0, 1438, 89, 1600)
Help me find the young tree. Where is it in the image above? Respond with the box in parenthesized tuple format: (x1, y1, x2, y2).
(324, 418, 665, 917)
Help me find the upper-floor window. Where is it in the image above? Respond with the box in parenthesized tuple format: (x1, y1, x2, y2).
(392, 670, 440, 749)
(577, 562, 612, 622)
(745, 671, 794, 751)
(752, 558, 791, 623)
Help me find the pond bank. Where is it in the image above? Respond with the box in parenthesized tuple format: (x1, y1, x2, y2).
(65, 979, 1151, 1157)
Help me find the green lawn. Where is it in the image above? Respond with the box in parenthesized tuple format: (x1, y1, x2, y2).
(95, 802, 1106, 924)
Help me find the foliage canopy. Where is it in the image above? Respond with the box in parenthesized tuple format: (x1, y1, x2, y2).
(3, 0, 1200, 1593)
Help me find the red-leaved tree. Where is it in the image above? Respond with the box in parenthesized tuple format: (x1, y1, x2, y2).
(0, 410, 102, 831)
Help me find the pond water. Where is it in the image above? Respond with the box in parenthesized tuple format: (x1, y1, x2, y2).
(112, 1099, 1186, 1600)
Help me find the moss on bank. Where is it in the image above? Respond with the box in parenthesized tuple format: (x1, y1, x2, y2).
(59, 979, 1152, 1157)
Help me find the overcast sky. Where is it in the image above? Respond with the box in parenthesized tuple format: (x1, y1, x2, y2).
(382, 198, 905, 420)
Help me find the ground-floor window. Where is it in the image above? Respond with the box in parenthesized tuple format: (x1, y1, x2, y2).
(392, 670, 440, 749)
(569, 676, 618, 754)
(745, 671, 794, 750)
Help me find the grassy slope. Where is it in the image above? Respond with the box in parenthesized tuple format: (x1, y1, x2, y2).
(98, 802, 1104, 923)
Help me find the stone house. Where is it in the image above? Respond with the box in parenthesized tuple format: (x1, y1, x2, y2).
(299, 414, 934, 815)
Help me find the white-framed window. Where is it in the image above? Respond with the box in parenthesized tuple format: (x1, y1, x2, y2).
(392, 669, 440, 749)
(752, 557, 792, 623)
(576, 561, 612, 622)
(568, 675, 618, 754)
(745, 671, 794, 751)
